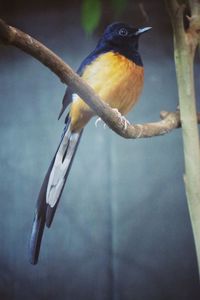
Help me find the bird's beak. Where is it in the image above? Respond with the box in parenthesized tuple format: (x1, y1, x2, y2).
(135, 27, 152, 36)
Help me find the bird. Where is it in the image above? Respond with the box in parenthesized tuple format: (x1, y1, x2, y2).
(29, 22, 151, 264)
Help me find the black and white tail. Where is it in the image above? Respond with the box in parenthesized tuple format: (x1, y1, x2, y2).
(29, 116, 82, 264)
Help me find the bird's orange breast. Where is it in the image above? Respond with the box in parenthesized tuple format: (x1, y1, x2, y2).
(70, 52, 144, 132)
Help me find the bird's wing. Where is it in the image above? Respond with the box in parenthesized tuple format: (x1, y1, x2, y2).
(58, 87, 73, 120)
(58, 49, 102, 119)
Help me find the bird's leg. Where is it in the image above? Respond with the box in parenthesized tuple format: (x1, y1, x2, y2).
(112, 108, 130, 130)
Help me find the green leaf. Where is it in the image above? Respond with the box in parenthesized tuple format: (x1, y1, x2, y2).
(81, 0, 102, 34)
(111, 0, 128, 15)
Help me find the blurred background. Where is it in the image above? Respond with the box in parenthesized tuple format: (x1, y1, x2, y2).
(0, 0, 200, 299)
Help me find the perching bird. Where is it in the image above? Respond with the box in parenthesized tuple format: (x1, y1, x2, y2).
(29, 22, 151, 264)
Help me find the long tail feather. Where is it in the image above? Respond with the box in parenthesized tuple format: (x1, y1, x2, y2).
(29, 214, 45, 265)
(29, 116, 82, 264)
(45, 128, 82, 227)
(29, 151, 57, 265)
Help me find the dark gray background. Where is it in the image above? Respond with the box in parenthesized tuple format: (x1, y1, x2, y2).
(0, 0, 200, 299)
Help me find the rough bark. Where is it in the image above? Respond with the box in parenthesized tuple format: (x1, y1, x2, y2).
(166, 0, 200, 279)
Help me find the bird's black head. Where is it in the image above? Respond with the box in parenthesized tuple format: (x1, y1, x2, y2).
(99, 22, 151, 51)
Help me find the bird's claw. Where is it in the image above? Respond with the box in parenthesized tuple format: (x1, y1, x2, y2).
(95, 117, 102, 127)
(95, 117, 107, 129)
(113, 108, 130, 130)
(95, 109, 130, 130)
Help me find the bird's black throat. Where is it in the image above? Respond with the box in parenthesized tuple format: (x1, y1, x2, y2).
(94, 40, 143, 66)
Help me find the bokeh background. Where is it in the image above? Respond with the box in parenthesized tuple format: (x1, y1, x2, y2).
(0, 0, 200, 299)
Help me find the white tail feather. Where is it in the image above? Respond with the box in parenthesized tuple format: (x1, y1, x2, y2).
(46, 127, 80, 207)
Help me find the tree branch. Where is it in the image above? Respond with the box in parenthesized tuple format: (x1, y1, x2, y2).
(165, 0, 186, 47)
(166, 0, 200, 280)
(0, 18, 199, 139)
(189, 0, 200, 16)
(187, 0, 200, 53)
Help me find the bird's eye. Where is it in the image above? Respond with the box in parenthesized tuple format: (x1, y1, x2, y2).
(118, 28, 128, 36)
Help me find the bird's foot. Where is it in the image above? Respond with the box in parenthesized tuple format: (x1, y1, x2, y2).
(113, 108, 130, 130)
(95, 109, 130, 130)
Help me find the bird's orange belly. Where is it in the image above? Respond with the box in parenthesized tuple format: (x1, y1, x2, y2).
(70, 52, 144, 132)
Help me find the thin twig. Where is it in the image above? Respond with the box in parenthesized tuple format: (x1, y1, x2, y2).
(166, 0, 186, 47)
(138, 2, 149, 23)
(189, 0, 200, 16)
